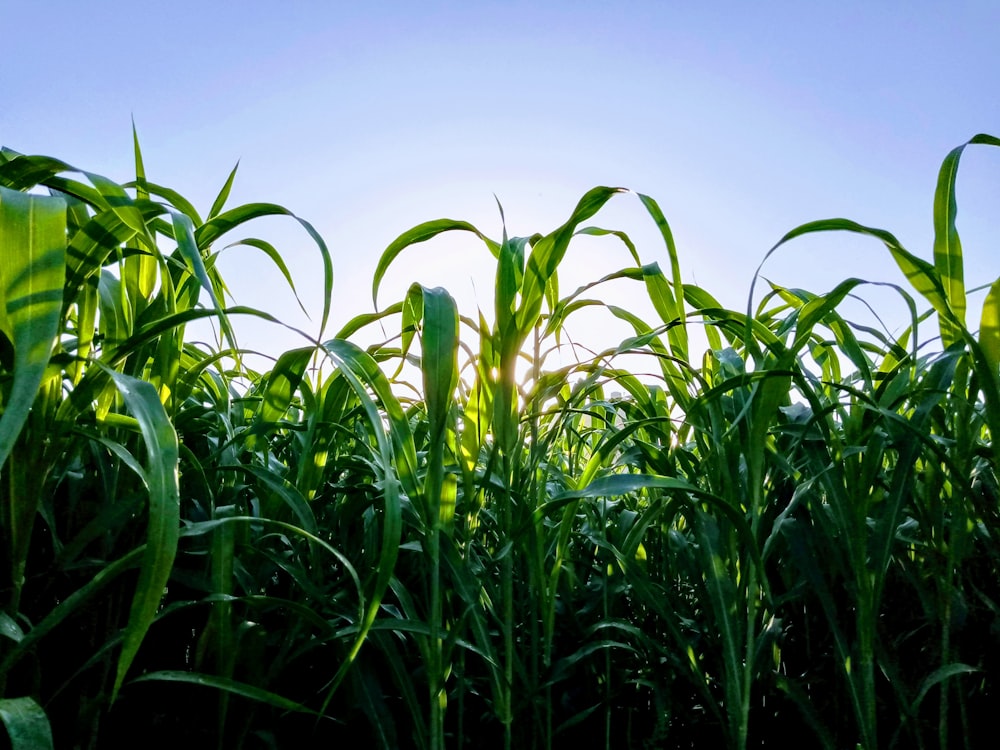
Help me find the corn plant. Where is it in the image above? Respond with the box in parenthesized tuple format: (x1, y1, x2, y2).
(0, 132, 997, 750)
(0, 135, 332, 747)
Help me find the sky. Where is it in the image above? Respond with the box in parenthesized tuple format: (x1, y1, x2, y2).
(3, 0, 999, 365)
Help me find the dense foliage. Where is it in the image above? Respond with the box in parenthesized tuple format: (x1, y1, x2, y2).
(0, 134, 998, 749)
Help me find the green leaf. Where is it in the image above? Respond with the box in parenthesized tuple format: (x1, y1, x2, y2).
(195, 203, 333, 336)
(0, 612, 24, 643)
(0, 548, 144, 680)
(980, 276, 1000, 372)
(106, 370, 180, 700)
(131, 671, 320, 715)
(638, 193, 688, 359)
(911, 663, 980, 713)
(170, 210, 237, 350)
(515, 186, 626, 333)
(208, 161, 240, 220)
(372, 218, 498, 308)
(0, 697, 54, 750)
(223, 237, 308, 316)
(254, 346, 313, 426)
(317, 339, 408, 704)
(418, 286, 459, 448)
(0, 187, 66, 472)
(132, 180, 202, 226)
(0, 150, 75, 191)
(62, 206, 147, 303)
(752, 218, 957, 340)
(132, 120, 149, 202)
(417, 284, 459, 530)
(933, 133, 1000, 344)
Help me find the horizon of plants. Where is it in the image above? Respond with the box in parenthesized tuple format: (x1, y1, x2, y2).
(0, 131, 998, 749)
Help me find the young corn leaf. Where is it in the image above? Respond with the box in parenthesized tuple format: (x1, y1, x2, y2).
(933, 134, 1000, 345)
(170, 210, 237, 351)
(208, 161, 240, 220)
(0, 187, 66, 472)
(751, 218, 958, 345)
(638, 193, 688, 360)
(515, 186, 626, 333)
(106, 369, 181, 700)
(194, 203, 333, 336)
(371, 219, 499, 309)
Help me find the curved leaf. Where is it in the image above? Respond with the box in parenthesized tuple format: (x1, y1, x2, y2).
(106, 369, 180, 700)
(132, 671, 320, 716)
(372, 218, 498, 308)
(0, 697, 53, 750)
(933, 133, 1000, 344)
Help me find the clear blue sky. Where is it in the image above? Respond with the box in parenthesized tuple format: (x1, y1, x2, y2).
(3, 1, 999, 358)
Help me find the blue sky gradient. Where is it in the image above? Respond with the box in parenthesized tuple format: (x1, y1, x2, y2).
(4, 1, 999, 356)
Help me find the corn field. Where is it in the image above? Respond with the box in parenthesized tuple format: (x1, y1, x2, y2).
(0, 133, 998, 749)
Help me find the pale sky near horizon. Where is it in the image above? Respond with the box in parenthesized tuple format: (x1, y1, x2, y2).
(3, 1, 999, 364)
